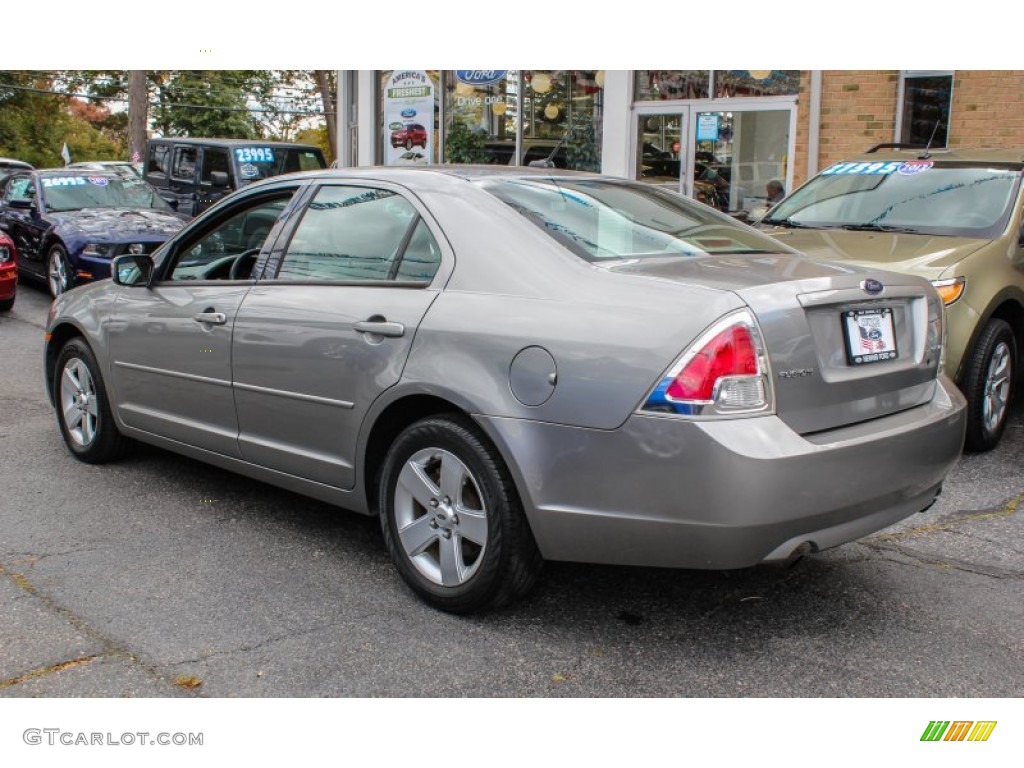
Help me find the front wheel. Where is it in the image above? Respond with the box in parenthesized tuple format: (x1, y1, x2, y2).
(962, 318, 1016, 452)
(47, 244, 73, 298)
(55, 339, 127, 463)
(379, 415, 542, 613)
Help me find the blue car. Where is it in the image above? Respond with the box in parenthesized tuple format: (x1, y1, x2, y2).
(0, 169, 189, 298)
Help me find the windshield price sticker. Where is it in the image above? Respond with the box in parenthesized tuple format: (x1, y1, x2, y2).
(235, 147, 274, 163)
(822, 160, 935, 176)
(41, 177, 88, 187)
(239, 163, 260, 179)
(843, 308, 898, 365)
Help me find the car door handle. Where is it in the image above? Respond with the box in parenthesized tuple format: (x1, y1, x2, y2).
(193, 311, 227, 325)
(354, 320, 405, 338)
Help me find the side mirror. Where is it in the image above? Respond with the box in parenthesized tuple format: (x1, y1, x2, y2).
(112, 254, 154, 287)
(210, 171, 229, 187)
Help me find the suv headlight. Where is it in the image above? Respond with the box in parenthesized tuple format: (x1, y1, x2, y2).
(931, 277, 966, 306)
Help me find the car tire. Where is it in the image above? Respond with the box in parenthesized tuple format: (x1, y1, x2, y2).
(962, 318, 1016, 452)
(379, 414, 542, 613)
(0, 295, 13, 312)
(404, 138, 413, 150)
(47, 244, 73, 298)
(55, 338, 127, 464)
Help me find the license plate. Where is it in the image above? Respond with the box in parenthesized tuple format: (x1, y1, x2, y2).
(843, 308, 898, 365)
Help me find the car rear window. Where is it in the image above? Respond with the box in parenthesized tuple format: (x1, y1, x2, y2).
(764, 162, 1022, 238)
(480, 177, 787, 260)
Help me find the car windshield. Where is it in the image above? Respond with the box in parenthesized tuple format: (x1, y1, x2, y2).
(41, 174, 171, 212)
(481, 177, 786, 260)
(233, 146, 326, 184)
(763, 161, 1022, 238)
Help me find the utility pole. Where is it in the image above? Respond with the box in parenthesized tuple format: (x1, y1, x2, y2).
(128, 70, 148, 163)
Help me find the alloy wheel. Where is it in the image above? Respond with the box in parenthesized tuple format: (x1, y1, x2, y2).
(393, 447, 488, 587)
(982, 340, 1012, 434)
(59, 357, 98, 447)
(49, 250, 69, 297)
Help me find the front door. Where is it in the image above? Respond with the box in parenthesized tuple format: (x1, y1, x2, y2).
(0, 174, 47, 279)
(107, 188, 300, 456)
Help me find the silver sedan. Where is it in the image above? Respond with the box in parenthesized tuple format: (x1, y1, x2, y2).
(43, 167, 967, 612)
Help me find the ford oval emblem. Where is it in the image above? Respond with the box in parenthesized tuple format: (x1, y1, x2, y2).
(454, 70, 508, 86)
(401, 108, 417, 118)
(862, 278, 884, 295)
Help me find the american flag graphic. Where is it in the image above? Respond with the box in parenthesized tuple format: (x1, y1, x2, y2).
(859, 324, 885, 352)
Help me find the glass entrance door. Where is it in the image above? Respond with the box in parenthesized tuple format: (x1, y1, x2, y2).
(694, 109, 791, 218)
(635, 109, 690, 196)
(634, 103, 794, 220)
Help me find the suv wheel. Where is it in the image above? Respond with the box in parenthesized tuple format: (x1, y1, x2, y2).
(962, 318, 1016, 452)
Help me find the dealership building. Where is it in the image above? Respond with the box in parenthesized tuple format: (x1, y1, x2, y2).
(334, 70, 1022, 216)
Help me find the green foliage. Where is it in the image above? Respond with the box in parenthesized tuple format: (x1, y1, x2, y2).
(0, 72, 121, 166)
(445, 121, 489, 164)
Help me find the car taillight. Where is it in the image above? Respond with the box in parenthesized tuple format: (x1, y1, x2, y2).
(641, 310, 773, 417)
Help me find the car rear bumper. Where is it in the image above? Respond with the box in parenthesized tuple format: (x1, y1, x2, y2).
(477, 376, 966, 569)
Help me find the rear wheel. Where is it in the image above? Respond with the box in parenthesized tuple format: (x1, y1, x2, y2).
(379, 414, 542, 613)
(55, 339, 127, 463)
(962, 318, 1016, 452)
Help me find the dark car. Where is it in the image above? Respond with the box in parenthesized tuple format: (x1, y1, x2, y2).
(0, 231, 16, 311)
(144, 138, 327, 217)
(0, 169, 189, 298)
(390, 124, 429, 150)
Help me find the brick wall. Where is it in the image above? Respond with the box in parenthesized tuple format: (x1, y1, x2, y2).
(810, 70, 900, 184)
(949, 71, 1024, 147)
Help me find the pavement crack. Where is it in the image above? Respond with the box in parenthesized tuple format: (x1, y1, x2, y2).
(867, 493, 1023, 544)
(0, 656, 100, 690)
(0, 563, 202, 696)
(166, 620, 353, 666)
(863, 541, 1024, 580)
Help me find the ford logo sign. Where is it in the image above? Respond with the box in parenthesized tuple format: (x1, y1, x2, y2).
(454, 70, 508, 86)
(401, 108, 417, 118)
(862, 278, 884, 295)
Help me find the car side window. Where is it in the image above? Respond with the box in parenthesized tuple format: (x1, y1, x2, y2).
(393, 218, 441, 281)
(172, 147, 197, 180)
(147, 144, 169, 177)
(201, 149, 230, 183)
(5, 176, 34, 204)
(276, 186, 424, 282)
(165, 193, 295, 281)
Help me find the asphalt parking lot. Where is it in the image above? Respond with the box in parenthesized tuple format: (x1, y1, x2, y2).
(1, 281, 1022, 698)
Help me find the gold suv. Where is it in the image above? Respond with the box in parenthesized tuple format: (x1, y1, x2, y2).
(760, 146, 1024, 451)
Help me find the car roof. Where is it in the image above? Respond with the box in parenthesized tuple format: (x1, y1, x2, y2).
(0, 158, 33, 168)
(35, 168, 121, 176)
(845, 146, 1024, 165)
(147, 137, 322, 150)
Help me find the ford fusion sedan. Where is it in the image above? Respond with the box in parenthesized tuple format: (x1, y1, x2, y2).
(0, 169, 189, 298)
(44, 167, 966, 613)
(760, 147, 1024, 451)
(0, 231, 16, 311)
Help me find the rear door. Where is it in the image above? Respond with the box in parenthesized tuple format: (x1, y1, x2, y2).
(196, 146, 233, 214)
(107, 185, 302, 455)
(168, 144, 199, 216)
(232, 182, 447, 489)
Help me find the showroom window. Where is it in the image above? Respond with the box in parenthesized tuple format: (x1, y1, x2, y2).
(898, 71, 953, 148)
(379, 70, 603, 172)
